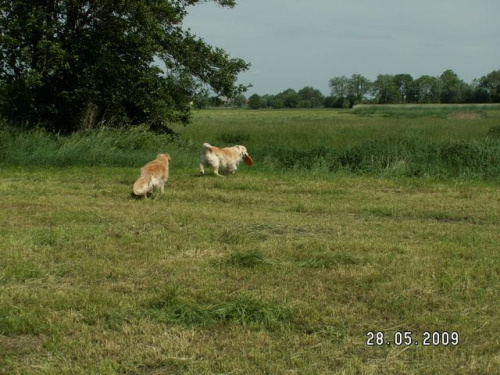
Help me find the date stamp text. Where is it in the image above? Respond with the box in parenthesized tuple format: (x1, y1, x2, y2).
(366, 331, 459, 346)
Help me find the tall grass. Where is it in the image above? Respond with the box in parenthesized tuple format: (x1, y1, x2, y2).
(0, 124, 197, 168)
(260, 137, 500, 179)
(353, 103, 500, 118)
(1, 107, 500, 180)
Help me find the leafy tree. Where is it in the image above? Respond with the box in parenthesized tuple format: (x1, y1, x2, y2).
(329, 74, 372, 107)
(0, 0, 249, 133)
(393, 74, 414, 103)
(248, 93, 263, 109)
(193, 90, 211, 109)
(439, 69, 466, 103)
(298, 86, 324, 108)
(276, 88, 300, 108)
(413, 75, 441, 103)
(472, 70, 500, 103)
(233, 94, 248, 108)
(323, 96, 337, 108)
(329, 75, 350, 98)
(260, 94, 273, 108)
(268, 95, 284, 109)
(348, 74, 372, 104)
(372, 74, 401, 104)
(329, 74, 371, 107)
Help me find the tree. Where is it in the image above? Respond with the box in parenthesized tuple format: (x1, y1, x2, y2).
(329, 74, 371, 107)
(348, 74, 372, 104)
(233, 94, 248, 108)
(323, 96, 337, 108)
(267, 95, 284, 109)
(472, 70, 500, 103)
(393, 74, 414, 103)
(248, 93, 263, 109)
(298, 86, 324, 108)
(439, 69, 466, 103)
(0, 0, 249, 133)
(329, 76, 350, 98)
(413, 75, 441, 103)
(276, 88, 300, 108)
(372, 74, 401, 104)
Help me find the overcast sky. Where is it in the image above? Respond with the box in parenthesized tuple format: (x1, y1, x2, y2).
(183, 0, 500, 96)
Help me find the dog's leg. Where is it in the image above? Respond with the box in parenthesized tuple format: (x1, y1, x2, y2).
(228, 162, 237, 174)
(200, 163, 205, 175)
(213, 167, 222, 176)
(211, 159, 222, 176)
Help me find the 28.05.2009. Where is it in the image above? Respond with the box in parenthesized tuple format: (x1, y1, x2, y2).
(366, 331, 459, 346)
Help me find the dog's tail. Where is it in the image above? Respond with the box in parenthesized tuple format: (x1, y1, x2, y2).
(202, 142, 212, 151)
(132, 176, 152, 197)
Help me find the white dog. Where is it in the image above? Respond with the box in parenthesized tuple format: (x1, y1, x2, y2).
(200, 143, 252, 176)
(132, 153, 171, 198)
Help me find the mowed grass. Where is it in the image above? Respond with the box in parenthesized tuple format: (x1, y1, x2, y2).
(1, 165, 499, 374)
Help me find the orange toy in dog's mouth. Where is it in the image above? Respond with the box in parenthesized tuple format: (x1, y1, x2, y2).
(243, 154, 254, 166)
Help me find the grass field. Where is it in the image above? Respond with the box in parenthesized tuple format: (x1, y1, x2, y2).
(1, 107, 500, 374)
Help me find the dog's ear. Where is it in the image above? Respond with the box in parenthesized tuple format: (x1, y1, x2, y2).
(238, 146, 248, 157)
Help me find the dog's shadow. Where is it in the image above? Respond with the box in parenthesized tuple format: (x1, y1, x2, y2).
(129, 192, 146, 200)
(194, 173, 228, 178)
(129, 192, 159, 200)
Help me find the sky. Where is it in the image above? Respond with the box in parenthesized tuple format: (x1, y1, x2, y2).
(183, 0, 500, 96)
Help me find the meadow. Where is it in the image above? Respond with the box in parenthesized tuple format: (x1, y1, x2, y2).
(1, 106, 499, 374)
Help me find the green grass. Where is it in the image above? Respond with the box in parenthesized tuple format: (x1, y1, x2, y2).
(2, 107, 500, 180)
(352, 103, 500, 119)
(1, 166, 499, 374)
(1, 106, 500, 373)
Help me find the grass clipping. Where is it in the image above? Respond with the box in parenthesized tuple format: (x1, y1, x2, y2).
(148, 287, 290, 329)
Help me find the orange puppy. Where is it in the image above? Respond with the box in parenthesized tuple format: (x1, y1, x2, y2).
(133, 153, 171, 198)
(200, 143, 252, 176)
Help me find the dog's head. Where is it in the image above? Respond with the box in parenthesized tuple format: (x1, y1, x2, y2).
(235, 145, 249, 159)
(236, 145, 253, 166)
(157, 153, 172, 162)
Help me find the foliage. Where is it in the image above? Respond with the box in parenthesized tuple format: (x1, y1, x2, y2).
(327, 69, 500, 107)
(373, 74, 402, 104)
(471, 70, 500, 103)
(248, 93, 263, 109)
(297, 86, 324, 108)
(328, 74, 372, 107)
(245, 69, 499, 110)
(439, 69, 467, 103)
(328, 75, 350, 98)
(249, 87, 324, 109)
(277, 88, 300, 108)
(0, 0, 249, 133)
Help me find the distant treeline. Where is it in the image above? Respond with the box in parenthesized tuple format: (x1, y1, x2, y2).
(197, 69, 499, 109)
